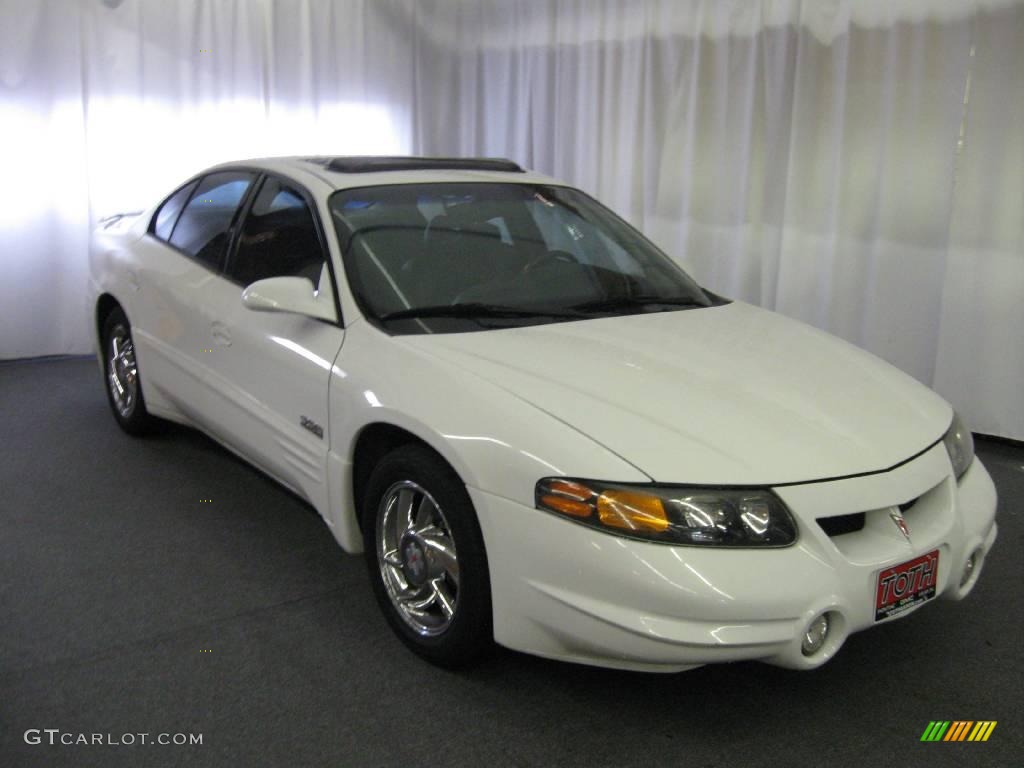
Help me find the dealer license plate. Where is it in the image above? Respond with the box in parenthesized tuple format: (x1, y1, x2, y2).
(875, 550, 939, 621)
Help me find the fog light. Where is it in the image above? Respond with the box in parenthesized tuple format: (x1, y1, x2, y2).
(960, 550, 980, 587)
(801, 614, 830, 656)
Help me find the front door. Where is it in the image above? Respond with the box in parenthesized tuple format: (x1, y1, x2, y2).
(199, 175, 344, 511)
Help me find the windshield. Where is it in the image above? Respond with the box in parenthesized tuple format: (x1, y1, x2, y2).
(330, 182, 720, 334)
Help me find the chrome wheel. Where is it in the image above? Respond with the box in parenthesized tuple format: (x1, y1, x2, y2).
(107, 327, 138, 418)
(376, 480, 460, 636)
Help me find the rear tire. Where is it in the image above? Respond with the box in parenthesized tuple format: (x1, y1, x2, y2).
(101, 306, 158, 436)
(362, 444, 493, 668)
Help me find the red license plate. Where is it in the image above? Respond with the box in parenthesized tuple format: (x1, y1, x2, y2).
(875, 550, 939, 621)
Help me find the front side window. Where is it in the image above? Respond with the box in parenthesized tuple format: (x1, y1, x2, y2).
(169, 171, 256, 270)
(330, 183, 719, 334)
(226, 178, 326, 288)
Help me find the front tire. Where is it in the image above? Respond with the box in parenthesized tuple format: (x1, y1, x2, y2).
(362, 444, 493, 668)
(101, 307, 157, 435)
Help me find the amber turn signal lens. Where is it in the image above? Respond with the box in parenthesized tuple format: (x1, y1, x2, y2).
(597, 489, 669, 533)
(539, 479, 596, 518)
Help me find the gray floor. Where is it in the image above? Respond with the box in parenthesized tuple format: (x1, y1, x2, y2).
(1, 357, 1021, 768)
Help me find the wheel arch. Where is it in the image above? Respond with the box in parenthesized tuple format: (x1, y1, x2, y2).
(323, 417, 481, 553)
(95, 293, 124, 346)
(350, 421, 469, 534)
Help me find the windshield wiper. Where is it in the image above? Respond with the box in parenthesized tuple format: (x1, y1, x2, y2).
(568, 295, 708, 313)
(378, 302, 583, 322)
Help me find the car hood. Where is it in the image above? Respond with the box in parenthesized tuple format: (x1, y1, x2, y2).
(401, 302, 951, 485)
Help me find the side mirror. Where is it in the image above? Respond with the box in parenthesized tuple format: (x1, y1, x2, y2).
(241, 276, 336, 322)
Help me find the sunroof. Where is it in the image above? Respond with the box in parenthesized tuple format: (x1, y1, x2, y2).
(312, 156, 525, 174)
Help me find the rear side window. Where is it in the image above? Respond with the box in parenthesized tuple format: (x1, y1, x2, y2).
(226, 178, 326, 287)
(152, 181, 197, 241)
(169, 172, 256, 270)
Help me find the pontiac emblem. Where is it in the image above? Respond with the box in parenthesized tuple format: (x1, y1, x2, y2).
(889, 509, 911, 541)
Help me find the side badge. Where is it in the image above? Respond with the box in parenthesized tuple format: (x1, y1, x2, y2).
(300, 415, 324, 439)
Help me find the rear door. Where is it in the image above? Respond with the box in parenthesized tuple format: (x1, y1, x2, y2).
(198, 174, 345, 509)
(131, 171, 257, 426)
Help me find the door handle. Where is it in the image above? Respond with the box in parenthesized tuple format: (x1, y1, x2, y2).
(211, 321, 232, 347)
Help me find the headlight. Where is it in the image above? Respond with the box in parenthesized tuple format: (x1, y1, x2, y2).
(535, 478, 797, 547)
(943, 411, 974, 481)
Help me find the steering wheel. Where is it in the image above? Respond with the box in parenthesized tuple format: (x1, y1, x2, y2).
(452, 250, 581, 304)
(521, 249, 578, 275)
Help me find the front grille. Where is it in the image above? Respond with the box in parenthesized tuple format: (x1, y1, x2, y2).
(817, 512, 866, 537)
(814, 479, 947, 558)
(899, 497, 918, 513)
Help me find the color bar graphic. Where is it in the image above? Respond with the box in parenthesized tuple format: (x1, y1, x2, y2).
(944, 721, 972, 741)
(921, 721, 949, 741)
(921, 720, 997, 742)
(967, 721, 998, 742)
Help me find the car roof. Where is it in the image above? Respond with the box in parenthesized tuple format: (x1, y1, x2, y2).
(205, 156, 562, 193)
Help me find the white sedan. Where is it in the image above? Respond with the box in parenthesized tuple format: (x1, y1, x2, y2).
(88, 156, 997, 671)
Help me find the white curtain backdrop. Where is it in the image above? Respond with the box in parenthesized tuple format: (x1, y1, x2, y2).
(1, 0, 1022, 440)
(0, 0, 429, 357)
(416, 0, 1024, 441)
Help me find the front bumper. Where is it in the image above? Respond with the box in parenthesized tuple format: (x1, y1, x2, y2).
(471, 443, 997, 672)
